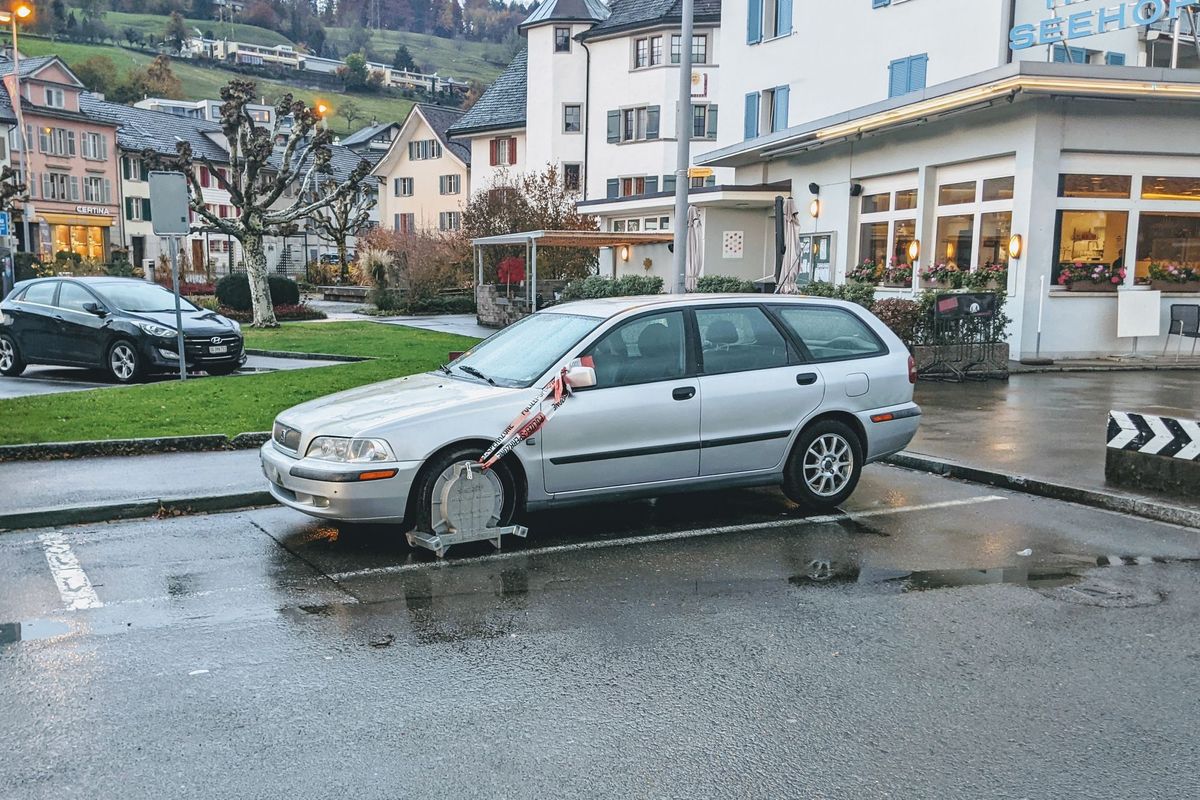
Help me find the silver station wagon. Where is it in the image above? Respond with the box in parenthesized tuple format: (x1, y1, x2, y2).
(261, 294, 921, 534)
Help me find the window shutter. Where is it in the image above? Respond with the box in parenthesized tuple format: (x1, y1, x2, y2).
(1106, 52, 1126, 65)
(606, 178, 619, 199)
(41, 174, 49, 199)
(507, 137, 517, 164)
(489, 139, 499, 166)
(705, 175, 716, 187)
(394, 213, 400, 231)
(776, 0, 792, 36)
(143, 198, 152, 221)
(607, 110, 620, 143)
(888, 58, 909, 98)
(744, 92, 760, 140)
(122, 157, 130, 181)
(747, 0, 762, 44)
(663, 174, 676, 194)
(706, 104, 718, 139)
(645, 176, 659, 194)
(873, 0, 890, 8)
(773, 86, 790, 132)
(908, 54, 928, 92)
(68, 131, 76, 157)
(101, 135, 108, 160)
(393, 177, 399, 196)
(645, 106, 660, 140)
(125, 197, 133, 219)
(69, 176, 79, 201)
(104, 179, 112, 204)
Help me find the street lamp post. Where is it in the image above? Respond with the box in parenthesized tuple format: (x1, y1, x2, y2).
(671, 0, 694, 294)
(2, 4, 34, 255)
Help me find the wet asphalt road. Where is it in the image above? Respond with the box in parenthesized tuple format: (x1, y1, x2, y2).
(2, 466, 1199, 799)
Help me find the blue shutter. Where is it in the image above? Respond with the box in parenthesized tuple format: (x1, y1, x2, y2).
(706, 104, 718, 139)
(645, 106, 660, 140)
(1053, 45, 1087, 63)
(908, 54, 928, 92)
(747, 0, 762, 44)
(606, 178, 619, 199)
(873, 0, 890, 7)
(772, 86, 789, 133)
(888, 58, 908, 98)
(776, 0, 792, 36)
(744, 92, 760, 140)
(645, 176, 659, 194)
(704, 175, 716, 187)
(1106, 52, 1126, 65)
(662, 174, 676, 194)
(607, 110, 620, 143)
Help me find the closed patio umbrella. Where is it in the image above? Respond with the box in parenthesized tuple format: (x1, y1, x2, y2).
(775, 197, 803, 294)
(685, 205, 703, 292)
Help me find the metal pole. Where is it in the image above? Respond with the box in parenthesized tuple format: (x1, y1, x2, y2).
(10, 16, 31, 256)
(1035, 275, 1045, 358)
(169, 236, 187, 381)
(530, 239, 538, 311)
(671, 0, 695, 294)
(1171, 14, 1182, 69)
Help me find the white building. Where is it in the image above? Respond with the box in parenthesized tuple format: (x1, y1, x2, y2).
(694, 0, 1200, 358)
(372, 104, 471, 234)
(133, 96, 276, 127)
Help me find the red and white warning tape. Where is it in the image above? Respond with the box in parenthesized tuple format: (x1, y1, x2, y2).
(478, 357, 591, 470)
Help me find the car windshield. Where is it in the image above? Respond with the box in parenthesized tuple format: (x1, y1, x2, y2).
(98, 282, 200, 313)
(449, 312, 602, 388)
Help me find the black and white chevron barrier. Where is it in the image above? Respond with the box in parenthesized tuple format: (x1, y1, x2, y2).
(1107, 411, 1200, 461)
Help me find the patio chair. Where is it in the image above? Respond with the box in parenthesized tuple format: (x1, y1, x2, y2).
(1162, 304, 1199, 360)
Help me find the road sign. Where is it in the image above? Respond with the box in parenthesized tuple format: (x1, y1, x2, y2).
(688, 167, 714, 179)
(148, 171, 191, 236)
(0, 211, 10, 237)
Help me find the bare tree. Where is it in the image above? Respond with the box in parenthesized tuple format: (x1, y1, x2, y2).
(171, 79, 373, 327)
(306, 174, 377, 282)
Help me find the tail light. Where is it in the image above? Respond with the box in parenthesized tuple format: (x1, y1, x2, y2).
(907, 355, 917, 384)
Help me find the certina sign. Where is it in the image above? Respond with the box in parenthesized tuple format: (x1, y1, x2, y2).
(1010, 0, 1200, 50)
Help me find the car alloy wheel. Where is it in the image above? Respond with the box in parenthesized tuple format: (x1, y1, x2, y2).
(0, 338, 13, 371)
(801, 433, 854, 498)
(109, 342, 138, 382)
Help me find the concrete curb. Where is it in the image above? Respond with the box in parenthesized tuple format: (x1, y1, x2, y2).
(245, 348, 369, 362)
(0, 432, 271, 462)
(886, 452, 1200, 530)
(0, 491, 276, 532)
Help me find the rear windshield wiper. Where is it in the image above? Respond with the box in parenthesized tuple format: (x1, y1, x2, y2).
(457, 365, 496, 385)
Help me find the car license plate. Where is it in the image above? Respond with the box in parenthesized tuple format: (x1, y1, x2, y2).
(209, 345, 228, 354)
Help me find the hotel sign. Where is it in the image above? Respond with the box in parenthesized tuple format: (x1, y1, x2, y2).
(75, 205, 115, 216)
(1010, 0, 1199, 50)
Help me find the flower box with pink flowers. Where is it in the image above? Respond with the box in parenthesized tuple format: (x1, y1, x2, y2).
(1148, 262, 1200, 293)
(1057, 261, 1126, 292)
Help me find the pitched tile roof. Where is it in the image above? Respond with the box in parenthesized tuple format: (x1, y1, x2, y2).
(340, 121, 399, 149)
(446, 48, 527, 137)
(0, 55, 68, 80)
(415, 103, 471, 165)
(521, 0, 609, 29)
(79, 93, 229, 164)
(581, 0, 722, 38)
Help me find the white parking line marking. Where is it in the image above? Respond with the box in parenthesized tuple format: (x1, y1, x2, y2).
(37, 530, 104, 611)
(327, 495, 1007, 581)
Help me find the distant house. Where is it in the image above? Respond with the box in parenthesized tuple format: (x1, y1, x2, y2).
(340, 121, 403, 162)
(133, 96, 275, 127)
(446, 50, 527, 198)
(372, 104, 470, 234)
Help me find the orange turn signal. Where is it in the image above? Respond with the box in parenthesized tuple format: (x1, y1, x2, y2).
(870, 413, 895, 423)
(357, 469, 398, 482)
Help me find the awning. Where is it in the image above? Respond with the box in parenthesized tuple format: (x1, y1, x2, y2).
(39, 213, 114, 227)
(470, 230, 673, 247)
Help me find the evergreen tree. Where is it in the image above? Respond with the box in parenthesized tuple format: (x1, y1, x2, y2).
(392, 44, 416, 71)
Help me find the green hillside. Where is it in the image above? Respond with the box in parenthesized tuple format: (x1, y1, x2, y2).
(20, 37, 414, 131)
(102, 9, 294, 48)
(324, 26, 506, 84)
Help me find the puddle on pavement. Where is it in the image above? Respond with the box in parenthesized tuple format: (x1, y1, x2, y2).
(0, 619, 72, 646)
(788, 563, 1083, 591)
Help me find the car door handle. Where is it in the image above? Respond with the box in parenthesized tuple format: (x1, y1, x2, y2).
(672, 386, 696, 401)
(796, 372, 818, 386)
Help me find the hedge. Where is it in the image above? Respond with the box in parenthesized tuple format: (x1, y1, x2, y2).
(215, 273, 301, 311)
(560, 274, 664, 302)
(217, 303, 328, 322)
(696, 275, 756, 293)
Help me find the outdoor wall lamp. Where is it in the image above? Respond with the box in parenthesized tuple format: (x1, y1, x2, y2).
(619, 245, 630, 262)
(809, 198, 821, 218)
(907, 239, 920, 262)
(1008, 234, 1024, 259)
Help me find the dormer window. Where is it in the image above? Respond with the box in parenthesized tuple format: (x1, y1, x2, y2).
(554, 27, 571, 53)
(45, 87, 66, 109)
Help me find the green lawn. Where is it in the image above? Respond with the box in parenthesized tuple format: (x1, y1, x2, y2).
(20, 37, 414, 131)
(0, 323, 480, 445)
(98, 9, 295, 47)
(324, 26, 506, 84)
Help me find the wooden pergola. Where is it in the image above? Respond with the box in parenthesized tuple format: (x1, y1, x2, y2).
(471, 230, 675, 308)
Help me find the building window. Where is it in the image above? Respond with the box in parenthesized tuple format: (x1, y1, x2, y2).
(563, 104, 582, 133)
(408, 139, 442, 160)
(620, 177, 647, 197)
(563, 163, 581, 192)
(554, 26, 572, 53)
(1052, 45, 1089, 64)
(609, 106, 660, 143)
(938, 181, 977, 206)
(747, 0, 793, 43)
(439, 211, 461, 231)
(982, 176, 1015, 202)
(1141, 176, 1200, 201)
(41, 172, 78, 202)
(45, 87, 66, 108)
(857, 186, 919, 278)
(489, 136, 517, 166)
(83, 176, 112, 204)
(888, 53, 928, 98)
(691, 104, 718, 140)
(744, 86, 788, 139)
(122, 156, 146, 182)
(935, 214, 974, 269)
(650, 36, 663, 66)
(394, 212, 415, 234)
(1058, 174, 1132, 199)
(1136, 213, 1200, 280)
(634, 38, 649, 68)
(861, 193, 890, 214)
(81, 132, 108, 161)
(37, 126, 76, 158)
(439, 174, 460, 195)
(670, 34, 709, 64)
(395, 177, 414, 197)
(1105, 52, 1127, 66)
(1054, 210, 1129, 283)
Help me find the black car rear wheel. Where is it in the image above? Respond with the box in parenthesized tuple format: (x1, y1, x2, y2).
(0, 333, 25, 377)
(107, 339, 143, 384)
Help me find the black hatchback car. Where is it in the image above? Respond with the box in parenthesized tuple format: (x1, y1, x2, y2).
(0, 277, 246, 383)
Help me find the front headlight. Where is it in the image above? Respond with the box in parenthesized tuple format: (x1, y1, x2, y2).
(136, 321, 176, 338)
(305, 436, 394, 463)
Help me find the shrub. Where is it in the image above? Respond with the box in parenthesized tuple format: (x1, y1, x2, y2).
(797, 281, 876, 309)
(560, 274, 664, 301)
(216, 303, 327, 322)
(872, 298, 922, 349)
(696, 275, 756, 293)
(215, 273, 301, 311)
(14, 254, 42, 282)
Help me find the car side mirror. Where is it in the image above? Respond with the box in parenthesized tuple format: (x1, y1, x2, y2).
(82, 302, 107, 317)
(565, 363, 597, 389)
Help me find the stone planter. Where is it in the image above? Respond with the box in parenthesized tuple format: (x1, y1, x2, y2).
(880, 281, 914, 289)
(1151, 280, 1200, 293)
